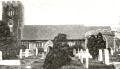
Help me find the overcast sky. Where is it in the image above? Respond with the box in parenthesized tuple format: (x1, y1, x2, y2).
(0, 0, 120, 29)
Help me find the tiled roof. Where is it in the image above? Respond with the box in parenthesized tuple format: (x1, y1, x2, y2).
(21, 25, 111, 40)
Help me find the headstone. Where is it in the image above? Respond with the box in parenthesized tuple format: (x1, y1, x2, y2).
(80, 49, 83, 64)
(69, 42, 72, 46)
(98, 49, 103, 61)
(25, 49, 29, 57)
(26, 65, 31, 69)
(19, 49, 22, 59)
(0, 51, 2, 60)
(77, 49, 80, 59)
(36, 48, 38, 56)
(73, 49, 76, 56)
(111, 49, 113, 55)
(85, 49, 92, 69)
(41, 52, 45, 59)
(104, 49, 109, 65)
(85, 49, 89, 69)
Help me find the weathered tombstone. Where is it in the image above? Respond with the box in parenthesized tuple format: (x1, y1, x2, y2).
(80, 49, 83, 64)
(77, 49, 80, 59)
(110, 48, 114, 55)
(0, 51, 2, 60)
(68, 42, 71, 46)
(35, 48, 38, 56)
(41, 52, 45, 59)
(19, 49, 23, 59)
(73, 49, 76, 56)
(98, 49, 103, 61)
(104, 49, 109, 65)
(25, 49, 29, 57)
(85, 49, 89, 69)
(85, 49, 92, 69)
(26, 65, 31, 69)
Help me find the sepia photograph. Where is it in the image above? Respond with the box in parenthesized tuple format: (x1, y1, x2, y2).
(0, 0, 120, 69)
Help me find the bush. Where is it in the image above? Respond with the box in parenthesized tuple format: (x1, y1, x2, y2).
(43, 33, 72, 69)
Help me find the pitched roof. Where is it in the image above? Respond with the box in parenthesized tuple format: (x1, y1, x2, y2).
(21, 25, 111, 40)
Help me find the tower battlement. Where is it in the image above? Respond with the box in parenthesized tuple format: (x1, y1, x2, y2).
(2, 1, 22, 7)
(2, 1, 24, 27)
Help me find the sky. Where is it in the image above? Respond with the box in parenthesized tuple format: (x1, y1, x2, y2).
(0, 0, 120, 30)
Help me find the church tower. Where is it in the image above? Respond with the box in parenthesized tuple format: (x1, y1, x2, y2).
(2, 1, 24, 34)
(1, 1, 24, 59)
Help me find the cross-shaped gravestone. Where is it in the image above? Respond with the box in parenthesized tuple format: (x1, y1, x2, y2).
(79, 49, 84, 64)
(40, 52, 45, 59)
(77, 49, 84, 64)
(84, 49, 92, 69)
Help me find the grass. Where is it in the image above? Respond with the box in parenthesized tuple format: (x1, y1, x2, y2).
(0, 65, 21, 69)
(0, 55, 117, 69)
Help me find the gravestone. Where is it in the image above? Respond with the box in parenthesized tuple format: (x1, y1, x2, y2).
(25, 49, 29, 57)
(77, 49, 80, 59)
(85, 49, 89, 69)
(40, 52, 45, 59)
(110, 49, 113, 55)
(98, 49, 103, 61)
(35, 48, 38, 56)
(73, 49, 76, 56)
(104, 49, 109, 65)
(19, 49, 23, 59)
(80, 49, 84, 64)
(0, 51, 2, 60)
(84, 49, 92, 69)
